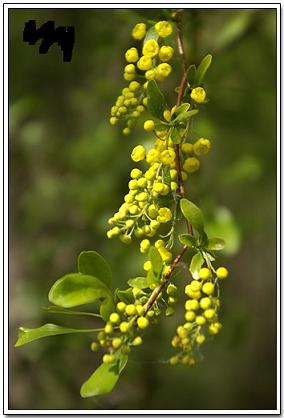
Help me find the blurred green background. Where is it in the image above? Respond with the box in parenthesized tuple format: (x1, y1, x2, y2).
(9, 8, 277, 410)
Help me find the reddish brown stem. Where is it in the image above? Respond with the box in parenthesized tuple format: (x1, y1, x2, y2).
(144, 245, 188, 313)
(174, 12, 193, 235)
(142, 12, 194, 314)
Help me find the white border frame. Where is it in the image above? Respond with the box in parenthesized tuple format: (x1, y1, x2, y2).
(2, 2, 281, 415)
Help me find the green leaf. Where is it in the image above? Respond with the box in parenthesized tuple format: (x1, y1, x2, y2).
(42, 306, 101, 318)
(205, 251, 215, 262)
(189, 252, 204, 279)
(213, 10, 255, 51)
(178, 233, 197, 248)
(80, 351, 128, 398)
(149, 246, 163, 276)
(180, 198, 204, 234)
(171, 127, 182, 144)
(206, 206, 241, 256)
(174, 109, 199, 123)
(187, 64, 196, 85)
(100, 297, 115, 321)
(80, 363, 119, 398)
(143, 25, 159, 45)
(206, 237, 226, 251)
(48, 273, 113, 321)
(147, 80, 167, 119)
(162, 164, 171, 187)
(77, 251, 112, 288)
(15, 323, 100, 347)
(199, 231, 208, 247)
(175, 103, 191, 115)
(115, 288, 134, 304)
(146, 270, 159, 286)
(195, 54, 212, 85)
(127, 277, 148, 289)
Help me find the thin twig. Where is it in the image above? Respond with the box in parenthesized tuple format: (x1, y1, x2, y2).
(144, 245, 188, 313)
(173, 11, 193, 235)
(142, 12, 193, 313)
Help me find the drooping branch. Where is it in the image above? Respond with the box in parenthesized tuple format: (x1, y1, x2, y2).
(143, 12, 193, 314)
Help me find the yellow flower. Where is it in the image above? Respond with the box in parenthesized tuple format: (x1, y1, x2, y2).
(142, 39, 159, 58)
(125, 47, 139, 63)
(157, 207, 172, 222)
(146, 148, 160, 164)
(183, 157, 200, 173)
(156, 63, 172, 79)
(158, 247, 172, 263)
(216, 266, 229, 280)
(163, 110, 171, 122)
(132, 22, 146, 40)
(202, 282, 215, 296)
(130, 168, 142, 179)
(140, 239, 150, 254)
(129, 81, 140, 91)
(124, 64, 136, 74)
(137, 316, 149, 329)
(160, 149, 176, 165)
(145, 68, 156, 80)
(155, 21, 173, 37)
(144, 120, 155, 131)
(143, 261, 152, 272)
(191, 87, 206, 103)
(157, 62, 172, 78)
(137, 55, 153, 71)
(124, 73, 136, 81)
(159, 45, 174, 61)
(193, 138, 211, 156)
(196, 335, 206, 344)
(181, 143, 193, 154)
(131, 145, 146, 162)
(198, 267, 211, 280)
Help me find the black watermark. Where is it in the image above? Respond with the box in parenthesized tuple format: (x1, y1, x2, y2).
(23, 20, 75, 62)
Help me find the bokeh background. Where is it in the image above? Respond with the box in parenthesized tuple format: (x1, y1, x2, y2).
(9, 8, 277, 410)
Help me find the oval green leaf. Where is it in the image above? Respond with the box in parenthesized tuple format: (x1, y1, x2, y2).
(206, 237, 226, 251)
(171, 127, 182, 144)
(180, 198, 204, 234)
(149, 246, 163, 276)
(175, 103, 191, 115)
(80, 362, 120, 398)
(178, 233, 197, 248)
(15, 323, 100, 347)
(147, 80, 167, 119)
(77, 251, 112, 288)
(189, 252, 205, 279)
(146, 270, 159, 286)
(187, 64, 196, 86)
(100, 297, 115, 321)
(115, 288, 134, 304)
(127, 277, 148, 289)
(174, 109, 199, 122)
(143, 25, 159, 45)
(80, 351, 128, 398)
(195, 54, 212, 85)
(48, 273, 112, 309)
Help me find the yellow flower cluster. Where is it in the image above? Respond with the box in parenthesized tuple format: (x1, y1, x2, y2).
(109, 20, 174, 134)
(169, 265, 229, 366)
(107, 137, 179, 244)
(109, 81, 146, 135)
(93, 282, 165, 363)
(181, 138, 211, 174)
(127, 38, 173, 82)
